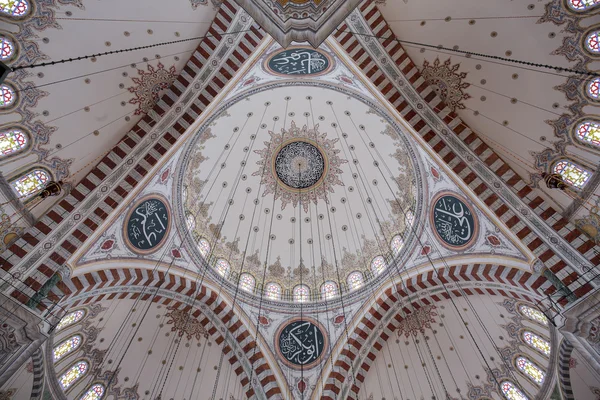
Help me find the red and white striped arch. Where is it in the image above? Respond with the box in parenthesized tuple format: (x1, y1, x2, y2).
(52, 265, 284, 399)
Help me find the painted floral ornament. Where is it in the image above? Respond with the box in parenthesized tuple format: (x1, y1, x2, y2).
(420, 58, 470, 111)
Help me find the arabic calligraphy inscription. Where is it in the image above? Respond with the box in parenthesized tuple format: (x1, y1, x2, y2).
(266, 47, 333, 76)
(277, 318, 326, 369)
(125, 196, 170, 253)
(431, 193, 477, 250)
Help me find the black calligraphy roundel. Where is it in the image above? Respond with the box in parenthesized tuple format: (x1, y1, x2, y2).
(275, 141, 325, 189)
(266, 47, 333, 76)
(124, 196, 171, 254)
(276, 318, 327, 369)
(431, 193, 478, 250)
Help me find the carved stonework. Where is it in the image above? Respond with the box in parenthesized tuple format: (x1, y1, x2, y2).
(234, 0, 363, 47)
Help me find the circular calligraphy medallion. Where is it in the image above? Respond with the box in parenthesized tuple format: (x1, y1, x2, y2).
(265, 47, 334, 77)
(124, 195, 171, 254)
(430, 192, 478, 250)
(275, 317, 327, 369)
(274, 140, 326, 189)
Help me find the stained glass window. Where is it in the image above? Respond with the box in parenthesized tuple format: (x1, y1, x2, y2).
(293, 285, 309, 302)
(347, 271, 364, 290)
(0, 128, 28, 156)
(59, 361, 88, 391)
(587, 31, 600, 53)
(501, 381, 529, 400)
(522, 331, 551, 356)
(53, 335, 82, 362)
(575, 120, 600, 147)
(198, 238, 210, 258)
(11, 169, 50, 198)
(552, 160, 591, 189)
(516, 356, 545, 385)
(588, 77, 600, 100)
(321, 281, 338, 300)
(265, 283, 281, 300)
(215, 259, 230, 277)
(0, 84, 15, 108)
(239, 273, 255, 292)
(371, 255, 386, 276)
(518, 305, 548, 326)
(391, 235, 404, 255)
(0, 0, 29, 16)
(568, 0, 600, 11)
(79, 384, 105, 400)
(56, 310, 86, 331)
(0, 36, 14, 61)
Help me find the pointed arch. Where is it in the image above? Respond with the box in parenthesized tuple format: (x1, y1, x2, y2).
(58, 360, 88, 391)
(501, 381, 530, 400)
(53, 335, 82, 362)
(56, 309, 86, 331)
(79, 384, 105, 400)
(515, 355, 546, 385)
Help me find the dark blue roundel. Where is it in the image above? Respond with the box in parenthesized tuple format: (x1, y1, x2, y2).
(278, 319, 326, 368)
(432, 194, 477, 248)
(126, 198, 170, 252)
(267, 48, 332, 76)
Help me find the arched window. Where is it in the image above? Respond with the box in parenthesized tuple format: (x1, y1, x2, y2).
(59, 361, 88, 391)
(79, 384, 105, 400)
(293, 285, 309, 302)
(501, 381, 529, 400)
(198, 238, 210, 258)
(11, 169, 50, 198)
(0, 36, 15, 61)
(552, 160, 591, 189)
(586, 30, 600, 53)
(239, 273, 255, 292)
(0, 0, 29, 16)
(575, 120, 600, 147)
(347, 271, 364, 290)
(522, 331, 551, 356)
(518, 305, 548, 326)
(568, 0, 600, 11)
(186, 213, 195, 230)
(321, 281, 338, 300)
(370, 255, 386, 276)
(56, 310, 86, 331)
(516, 356, 545, 385)
(391, 235, 404, 255)
(265, 282, 282, 300)
(53, 335, 82, 362)
(0, 128, 28, 157)
(0, 84, 15, 108)
(588, 77, 600, 100)
(214, 259, 230, 277)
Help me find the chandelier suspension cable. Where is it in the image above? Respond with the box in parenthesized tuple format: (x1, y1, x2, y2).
(328, 105, 448, 398)
(358, 120, 529, 393)
(335, 28, 600, 78)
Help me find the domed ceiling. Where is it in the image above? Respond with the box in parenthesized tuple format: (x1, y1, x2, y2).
(175, 82, 422, 299)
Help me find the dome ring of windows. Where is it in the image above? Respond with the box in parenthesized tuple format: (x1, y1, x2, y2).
(9, 167, 53, 201)
(565, 0, 600, 12)
(0, 32, 18, 63)
(520, 329, 551, 357)
(0, 82, 18, 111)
(0, 125, 31, 158)
(586, 77, 600, 101)
(0, 0, 33, 19)
(551, 159, 592, 189)
(583, 27, 600, 55)
(513, 354, 546, 386)
(572, 118, 600, 149)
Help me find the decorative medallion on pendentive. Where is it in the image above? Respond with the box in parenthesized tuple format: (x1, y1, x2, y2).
(124, 195, 171, 254)
(430, 192, 478, 250)
(276, 317, 327, 369)
(265, 47, 333, 77)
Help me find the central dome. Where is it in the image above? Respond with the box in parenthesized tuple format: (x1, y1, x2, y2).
(175, 84, 424, 304)
(274, 140, 325, 190)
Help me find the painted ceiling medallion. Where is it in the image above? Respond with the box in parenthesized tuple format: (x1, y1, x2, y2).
(276, 317, 327, 369)
(431, 193, 478, 250)
(420, 58, 471, 112)
(128, 62, 177, 115)
(265, 47, 333, 76)
(124, 195, 170, 254)
(253, 121, 347, 211)
(234, 0, 363, 47)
